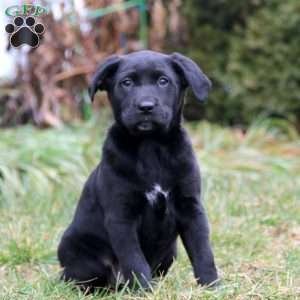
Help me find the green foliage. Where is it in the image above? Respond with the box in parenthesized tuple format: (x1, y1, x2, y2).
(0, 116, 299, 299)
(182, 0, 300, 128)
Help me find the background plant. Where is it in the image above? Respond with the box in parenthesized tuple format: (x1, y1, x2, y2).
(182, 0, 300, 129)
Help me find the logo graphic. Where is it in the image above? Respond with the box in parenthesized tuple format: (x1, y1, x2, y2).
(5, 4, 47, 17)
(5, 4, 47, 48)
(5, 16, 45, 48)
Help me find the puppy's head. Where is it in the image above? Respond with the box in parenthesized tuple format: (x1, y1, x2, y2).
(89, 50, 211, 135)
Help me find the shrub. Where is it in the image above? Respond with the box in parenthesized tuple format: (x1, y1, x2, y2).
(182, 0, 300, 129)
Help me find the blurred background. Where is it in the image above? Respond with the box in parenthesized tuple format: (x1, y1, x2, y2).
(0, 0, 299, 130)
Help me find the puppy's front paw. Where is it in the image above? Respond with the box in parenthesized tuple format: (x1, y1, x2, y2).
(197, 268, 219, 287)
(129, 272, 153, 292)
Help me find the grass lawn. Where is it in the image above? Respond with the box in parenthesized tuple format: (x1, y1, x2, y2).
(0, 114, 299, 299)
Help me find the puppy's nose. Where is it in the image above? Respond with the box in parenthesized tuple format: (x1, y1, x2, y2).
(138, 100, 155, 113)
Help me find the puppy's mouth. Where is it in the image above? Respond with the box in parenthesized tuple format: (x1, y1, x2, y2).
(137, 121, 154, 132)
(122, 110, 170, 135)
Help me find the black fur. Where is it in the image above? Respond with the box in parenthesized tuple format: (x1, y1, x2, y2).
(58, 50, 218, 291)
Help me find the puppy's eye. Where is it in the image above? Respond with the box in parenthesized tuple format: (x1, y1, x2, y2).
(158, 76, 169, 87)
(120, 78, 133, 88)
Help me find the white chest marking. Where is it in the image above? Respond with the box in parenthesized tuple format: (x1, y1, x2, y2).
(145, 184, 169, 205)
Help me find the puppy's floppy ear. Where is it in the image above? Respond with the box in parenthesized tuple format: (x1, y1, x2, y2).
(170, 52, 212, 101)
(89, 55, 121, 102)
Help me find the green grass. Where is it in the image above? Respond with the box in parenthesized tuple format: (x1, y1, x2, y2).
(0, 114, 299, 299)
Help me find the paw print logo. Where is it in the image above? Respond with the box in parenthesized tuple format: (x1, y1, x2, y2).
(5, 16, 45, 48)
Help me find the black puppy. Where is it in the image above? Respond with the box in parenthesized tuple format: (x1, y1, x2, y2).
(58, 50, 218, 290)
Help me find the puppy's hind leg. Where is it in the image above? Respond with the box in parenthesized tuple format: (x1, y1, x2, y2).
(63, 260, 112, 293)
(58, 237, 116, 293)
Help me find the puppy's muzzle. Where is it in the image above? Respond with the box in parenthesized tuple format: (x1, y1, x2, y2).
(137, 97, 158, 114)
(138, 101, 155, 113)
